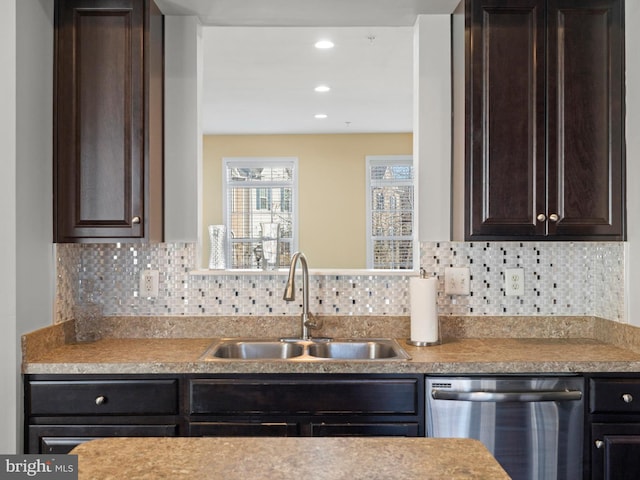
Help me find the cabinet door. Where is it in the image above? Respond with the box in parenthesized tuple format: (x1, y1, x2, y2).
(465, 0, 625, 241)
(54, 0, 163, 242)
(189, 422, 299, 437)
(591, 424, 640, 480)
(466, 0, 546, 239)
(28, 424, 177, 454)
(310, 422, 419, 437)
(546, 0, 625, 239)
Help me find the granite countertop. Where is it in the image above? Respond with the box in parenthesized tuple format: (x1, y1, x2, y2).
(22, 336, 640, 374)
(69, 437, 510, 480)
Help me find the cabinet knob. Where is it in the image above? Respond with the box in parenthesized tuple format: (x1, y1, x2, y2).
(595, 440, 604, 449)
(549, 213, 559, 222)
(536, 213, 546, 222)
(132, 216, 141, 224)
(95, 395, 106, 406)
(622, 393, 634, 403)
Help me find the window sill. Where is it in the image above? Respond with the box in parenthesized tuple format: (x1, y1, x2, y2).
(189, 268, 417, 277)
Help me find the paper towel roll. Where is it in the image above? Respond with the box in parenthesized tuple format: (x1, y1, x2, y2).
(409, 277, 439, 344)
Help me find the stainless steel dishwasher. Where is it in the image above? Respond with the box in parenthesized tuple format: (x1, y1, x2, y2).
(426, 376, 584, 480)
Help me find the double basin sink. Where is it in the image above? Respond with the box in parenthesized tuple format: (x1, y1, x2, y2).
(201, 338, 410, 361)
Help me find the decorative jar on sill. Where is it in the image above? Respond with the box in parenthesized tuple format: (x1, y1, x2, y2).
(208, 224, 226, 270)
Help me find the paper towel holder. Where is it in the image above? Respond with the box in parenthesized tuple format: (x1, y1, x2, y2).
(407, 339, 440, 347)
(407, 268, 441, 347)
(407, 321, 441, 346)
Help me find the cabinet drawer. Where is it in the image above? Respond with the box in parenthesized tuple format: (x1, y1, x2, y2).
(28, 380, 178, 415)
(590, 379, 640, 413)
(189, 377, 419, 415)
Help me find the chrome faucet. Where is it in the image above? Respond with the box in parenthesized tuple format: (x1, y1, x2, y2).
(283, 251, 314, 340)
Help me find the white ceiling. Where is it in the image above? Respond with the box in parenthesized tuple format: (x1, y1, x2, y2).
(200, 26, 414, 134)
(154, 1, 461, 25)
(155, 1, 460, 134)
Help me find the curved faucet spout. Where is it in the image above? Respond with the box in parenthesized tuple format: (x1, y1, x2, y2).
(283, 251, 310, 339)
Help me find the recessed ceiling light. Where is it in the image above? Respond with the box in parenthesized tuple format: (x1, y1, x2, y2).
(314, 85, 331, 93)
(314, 40, 334, 49)
(314, 114, 328, 119)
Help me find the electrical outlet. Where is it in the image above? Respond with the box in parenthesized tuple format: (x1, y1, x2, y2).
(140, 270, 159, 298)
(505, 268, 524, 296)
(444, 267, 470, 295)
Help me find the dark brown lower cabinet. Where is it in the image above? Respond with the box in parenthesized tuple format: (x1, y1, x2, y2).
(588, 376, 640, 480)
(186, 375, 424, 438)
(25, 375, 181, 454)
(24, 374, 424, 453)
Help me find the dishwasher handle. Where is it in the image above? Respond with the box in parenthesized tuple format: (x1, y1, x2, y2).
(431, 389, 583, 402)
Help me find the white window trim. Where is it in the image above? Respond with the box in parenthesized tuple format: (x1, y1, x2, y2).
(365, 155, 415, 270)
(222, 157, 299, 268)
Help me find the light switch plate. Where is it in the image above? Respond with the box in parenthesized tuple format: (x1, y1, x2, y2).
(505, 268, 524, 296)
(444, 267, 470, 295)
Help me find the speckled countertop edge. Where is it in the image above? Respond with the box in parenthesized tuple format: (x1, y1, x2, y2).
(71, 437, 510, 480)
(22, 334, 640, 375)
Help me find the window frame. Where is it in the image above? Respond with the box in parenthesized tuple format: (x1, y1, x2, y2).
(365, 155, 416, 270)
(222, 157, 299, 269)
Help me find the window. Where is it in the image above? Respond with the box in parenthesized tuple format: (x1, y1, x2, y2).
(223, 158, 298, 269)
(366, 155, 415, 269)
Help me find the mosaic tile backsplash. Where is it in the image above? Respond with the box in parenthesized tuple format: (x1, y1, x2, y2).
(55, 241, 625, 322)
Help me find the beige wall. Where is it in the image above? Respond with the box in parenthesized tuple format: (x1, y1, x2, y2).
(203, 133, 412, 269)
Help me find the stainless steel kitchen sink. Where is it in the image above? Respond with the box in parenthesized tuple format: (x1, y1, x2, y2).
(306, 340, 405, 360)
(200, 338, 410, 361)
(206, 340, 305, 359)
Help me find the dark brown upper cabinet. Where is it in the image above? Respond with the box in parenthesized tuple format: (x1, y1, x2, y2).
(463, 0, 625, 240)
(54, 0, 164, 243)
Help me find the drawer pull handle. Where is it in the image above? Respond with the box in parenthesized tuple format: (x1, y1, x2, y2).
(95, 395, 106, 406)
(595, 440, 604, 449)
(622, 393, 634, 403)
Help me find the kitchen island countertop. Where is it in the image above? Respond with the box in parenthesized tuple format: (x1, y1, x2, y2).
(69, 436, 510, 480)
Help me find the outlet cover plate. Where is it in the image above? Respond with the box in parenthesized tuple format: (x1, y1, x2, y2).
(444, 267, 470, 295)
(505, 268, 524, 296)
(140, 270, 159, 298)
